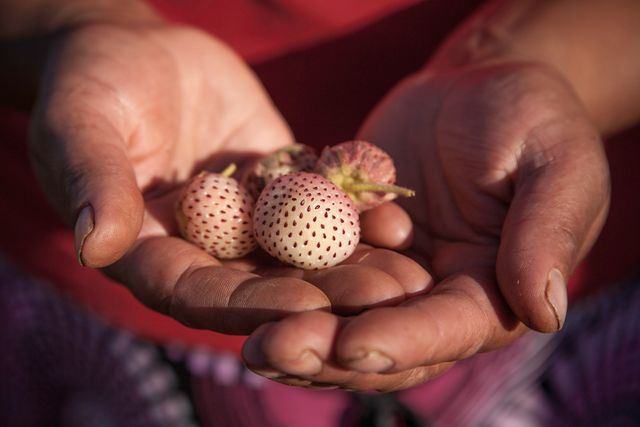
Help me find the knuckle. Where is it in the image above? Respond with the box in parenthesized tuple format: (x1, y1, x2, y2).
(553, 222, 581, 259)
(431, 283, 491, 358)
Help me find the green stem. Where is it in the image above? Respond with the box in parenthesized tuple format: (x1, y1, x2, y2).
(220, 163, 237, 177)
(343, 182, 415, 197)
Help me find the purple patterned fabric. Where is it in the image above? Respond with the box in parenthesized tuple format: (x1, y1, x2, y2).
(0, 255, 196, 427)
(2, 251, 640, 427)
(485, 275, 640, 427)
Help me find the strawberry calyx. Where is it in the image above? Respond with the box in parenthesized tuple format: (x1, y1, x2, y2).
(315, 140, 415, 212)
(220, 163, 237, 177)
(340, 181, 415, 198)
(323, 167, 415, 211)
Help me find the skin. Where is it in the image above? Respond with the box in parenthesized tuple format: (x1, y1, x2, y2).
(1, 0, 639, 392)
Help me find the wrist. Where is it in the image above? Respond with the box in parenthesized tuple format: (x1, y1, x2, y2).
(1, 0, 161, 39)
(426, 0, 640, 135)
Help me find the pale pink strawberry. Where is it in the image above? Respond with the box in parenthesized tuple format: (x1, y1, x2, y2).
(240, 143, 318, 199)
(176, 168, 257, 259)
(254, 172, 360, 270)
(315, 140, 414, 212)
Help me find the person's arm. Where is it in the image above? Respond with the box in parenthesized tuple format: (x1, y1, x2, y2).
(431, 0, 640, 135)
(0, 0, 160, 108)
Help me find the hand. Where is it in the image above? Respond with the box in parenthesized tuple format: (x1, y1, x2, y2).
(29, 23, 431, 335)
(242, 61, 610, 390)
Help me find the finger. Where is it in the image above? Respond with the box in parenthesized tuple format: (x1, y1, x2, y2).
(242, 311, 452, 391)
(497, 122, 610, 332)
(255, 262, 407, 316)
(334, 272, 525, 373)
(242, 312, 338, 377)
(30, 95, 144, 268)
(303, 265, 405, 315)
(360, 202, 414, 249)
(104, 236, 330, 335)
(274, 364, 452, 393)
(342, 247, 433, 296)
(254, 246, 432, 312)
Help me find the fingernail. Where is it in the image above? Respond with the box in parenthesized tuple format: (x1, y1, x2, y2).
(347, 350, 394, 373)
(242, 335, 287, 379)
(251, 368, 286, 380)
(286, 350, 323, 376)
(277, 377, 312, 387)
(241, 335, 265, 367)
(545, 268, 567, 331)
(74, 205, 94, 267)
(305, 382, 340, 390)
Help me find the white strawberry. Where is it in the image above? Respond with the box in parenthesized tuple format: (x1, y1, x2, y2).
(315, 140, 414, 212)
(176, 165, 257, 259)
(254, 172, 360, 269)
(240, 143, 318, 199)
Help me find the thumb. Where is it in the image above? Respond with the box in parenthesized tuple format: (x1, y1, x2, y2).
(30, 103, 144, 268)
(497, 121, 610, 333)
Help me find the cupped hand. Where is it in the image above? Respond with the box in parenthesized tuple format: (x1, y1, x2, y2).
(242, 61, 610, 390)
(29, 23, 431, 335)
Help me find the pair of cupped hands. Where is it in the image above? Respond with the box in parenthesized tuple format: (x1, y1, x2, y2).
(30, 23, 609, 391)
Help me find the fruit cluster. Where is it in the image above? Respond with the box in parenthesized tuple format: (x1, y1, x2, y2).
(175, 141, 413, 270)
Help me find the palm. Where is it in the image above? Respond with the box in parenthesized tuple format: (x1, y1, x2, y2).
(365, 63, 605, 287)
